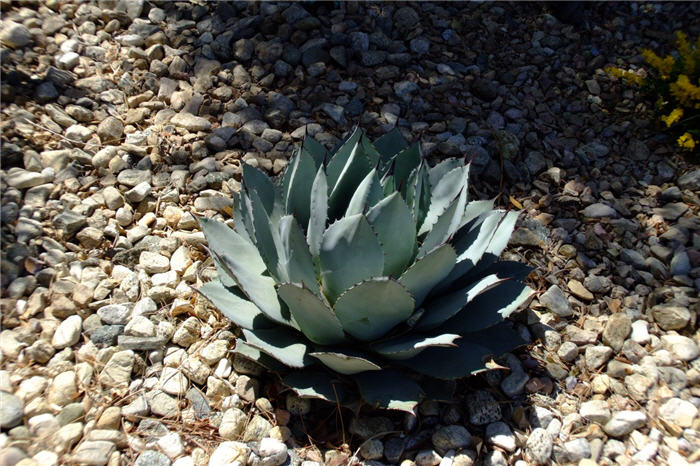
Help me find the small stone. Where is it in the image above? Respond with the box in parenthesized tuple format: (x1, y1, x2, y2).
(0, 20, 32, 48)
(219, 408, 246, 440)
(661, 334, 699, 361)
(97, 304, 131, 325)
(432, 425, 471, 453)
(52, 315, 82, 349)
(242, 415, 271, 442)
(579, 400, 610, 424)
(568, 280, 593, 301)
(415, 449, 442, 466)
(97, 117, 124, 143)
(146, 390, 179, 418)
(557, 341, 578, 362)
(630, 320, 650, 345)
(157, 432, 185, 460)
(603, 411, 647, 437)
(172, 317, 200, 347)
(99, 350, 135, 388)
(602, 313, 631, 352)
(359, 439, 383, 460)
(466, 391, 501, 425)
(258, 438, 288, 465)
(485, 422, 516, 452)
(651, 304, 691, 330)
(208, 442, 249, 466)
(539, 285, 573, 317)
(583, 203, 617, 218)
(585, 345, 613, 370)
(563, 438, 591, 462)
(170, 113, 211, 132)
(47, 371, 77, 407)
(659, 398, 697, 428)
(159, 367, 188, 396)
(135, 450, 171, 466)
(525, 428, 552, 464)
(140, 252, 170, 274)
(0, 392, 24, 429)
(70, 440, 115, 466)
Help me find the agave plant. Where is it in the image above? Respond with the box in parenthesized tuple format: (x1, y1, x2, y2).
(198, 126, 534, 413)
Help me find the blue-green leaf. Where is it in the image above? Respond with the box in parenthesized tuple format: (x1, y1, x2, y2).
(371, 333, 461, 360)
(399, 340, 496, 379)
(333, 278, 414, 341)
(418, 174, 468, 257)
(283, 150, 317, 228)
(319, 214, 384, 303)
(359, 133, 381, 168)
(415, 273, 509, 331)
(310, 351, 381, 375)
(307, 166, 328, 257)
(374, 127, 409, 165)
(283, 370, 346, 402)
(485, 210, 521, 256)
(242, 163, 276, 216)
(242, 327, 312, 368)
(232, 191, 253, 244)
(405, 162, 430, 229)
(327, 142, 374, 220)
(399, 244, 456, 307)
(249, 189, 285, 282)
(302, 135, 327, 168)
(460, 199, 496, 229)
(200, 216, 266, 276)
(393, 143, 422, 192)
(438, 280, 534, 334)
(235, 339, 288, 372)
(277, 283, 345, 345)
(461, 321, 526, 356)
(345, 169, 383, 217)
(418, 165, 468, 235)
(428, 158, 463, 189)
(326, 126, 362, 189)
(366, 193, 416, 277)
(278, 215, 319, 295)
(198, 279, 273, 330)
(354, 370, 423, 413)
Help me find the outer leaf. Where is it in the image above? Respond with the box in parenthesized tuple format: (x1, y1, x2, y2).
(359, 133, 381, 168)
(310, 351, 381, 375)
(214, 245, 295, 329)
(399, 244, 456, 307)
(399, 340, 495, 379)
(232, 191, 253, 244)
(345, 169, 382, 217)
(354, 370, 423, 413)
(462, 321, 526, 356)
(249, 189, 285, 281)
(319, 214, 384, 303)
(431, 210, 506, 295)
(242, 163, 276, 215)
(242, 328, 312, 368)
(415, 273, 509, 331)
(302, 135, 327, 168)
(278, 215, 319, 295)
(283, 150, 316, 228)
(420, 377, 456, 402)
(277, 283, 345, 345)
(485, 210, 521, 256)
(328, 142, 374, 220)
(307, 166, 328, 257)
(200, 217, 266, 275)
(374, 127, 409, 164)
(235, 339, 288, 372)
(460, 199, 495, 229)
(393, 143, 422, 193)
(428, 158, 463, 189)
(333, 278, 415, 341)
(438, 280, 534, 334)
(417, 175, 468, 257)
(371, 333, 461, 360)
(366, 193, 416, 277)
(198, 280, 273, 330)
(326, 126, 362, 189)
(283, 370, 346, 402)
(406, 162, 430, 229)
(418, 165, 468, 235)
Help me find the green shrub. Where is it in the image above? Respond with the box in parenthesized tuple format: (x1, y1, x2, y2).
(198, 127, 533, 412)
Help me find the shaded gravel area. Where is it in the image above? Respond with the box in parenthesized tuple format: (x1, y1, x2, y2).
(1, 1, 699, 465)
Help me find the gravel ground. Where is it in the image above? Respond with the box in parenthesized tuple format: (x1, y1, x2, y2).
(1, 1, 699, 465)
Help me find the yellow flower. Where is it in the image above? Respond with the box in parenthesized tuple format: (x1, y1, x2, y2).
(661, 108, 684, 127)
(670, 74, 700, 107)
(642, 48, 675, 77)
(677, 132, 696, 150)
(604, 66, 644, 86)
(676, 31, 696, 75)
